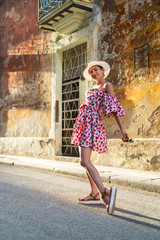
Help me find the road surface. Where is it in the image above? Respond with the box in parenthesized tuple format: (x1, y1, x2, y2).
(0, 164, 160, 240)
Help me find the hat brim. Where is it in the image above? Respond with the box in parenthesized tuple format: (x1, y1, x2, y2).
(83, 61, 110, 80)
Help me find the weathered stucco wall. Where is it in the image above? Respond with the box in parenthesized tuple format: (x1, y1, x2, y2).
(0, 0, 53, 137)
(97, 0, 160, 139)
(0, 0, 159, 171)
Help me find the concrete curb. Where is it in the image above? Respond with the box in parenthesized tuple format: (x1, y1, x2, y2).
(0, 155, 160, 194)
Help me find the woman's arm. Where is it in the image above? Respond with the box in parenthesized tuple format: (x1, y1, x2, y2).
(104, 82, 129, 140)
(113, 113, 129, 140)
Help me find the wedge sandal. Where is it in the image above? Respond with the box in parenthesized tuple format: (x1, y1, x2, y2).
(78, 192, 100, 204)
(102, 187, 117, 215)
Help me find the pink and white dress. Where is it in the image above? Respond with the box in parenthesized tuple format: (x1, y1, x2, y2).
(71, 88, 125, 153)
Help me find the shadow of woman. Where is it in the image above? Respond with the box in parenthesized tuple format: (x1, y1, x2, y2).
(114, 207, 160, 231)
(80, 203, 160, 231)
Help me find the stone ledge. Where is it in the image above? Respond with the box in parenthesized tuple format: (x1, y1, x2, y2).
(0, 137, 55, 159)
(0, 137, 159, 171)
(92, 139, 160, 171)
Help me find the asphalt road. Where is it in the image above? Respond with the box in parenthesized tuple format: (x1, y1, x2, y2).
(0, 164, 160, 240)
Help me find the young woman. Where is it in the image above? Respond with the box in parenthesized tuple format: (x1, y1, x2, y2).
(71, 61, 129, 215)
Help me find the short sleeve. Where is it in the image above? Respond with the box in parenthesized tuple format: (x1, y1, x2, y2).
(100, 93, 125, 117)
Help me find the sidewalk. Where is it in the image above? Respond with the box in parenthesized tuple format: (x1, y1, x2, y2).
(0, 154, 160, 194)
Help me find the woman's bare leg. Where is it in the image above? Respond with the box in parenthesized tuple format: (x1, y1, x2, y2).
(78, 170, 100, 201)
(86, 171, 99, 195)
(78, 147, 99, 200)
(80, 147, 110, 199)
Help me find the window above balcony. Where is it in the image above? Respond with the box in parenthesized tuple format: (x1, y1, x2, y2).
(38, 0, 93, 35)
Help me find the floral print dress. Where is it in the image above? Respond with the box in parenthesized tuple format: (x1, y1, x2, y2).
(71, 88, 125, 153)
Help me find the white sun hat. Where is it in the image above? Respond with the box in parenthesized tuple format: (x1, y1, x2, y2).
(83, 61, 110, 80)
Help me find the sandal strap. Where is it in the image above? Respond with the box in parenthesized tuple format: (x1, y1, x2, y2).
(90, 192, 100, 200)
(101, 188, 111, 200)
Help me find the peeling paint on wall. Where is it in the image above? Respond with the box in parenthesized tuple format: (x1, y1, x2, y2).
(147, 106, 160, 137)
(0, 0, 54, 137)
(0, 1, 159, 143)
(6, 7, 20, 21)
(97, 0, 160, 138)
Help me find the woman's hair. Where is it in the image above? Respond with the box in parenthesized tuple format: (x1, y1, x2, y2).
(89, 65, 104, 74)
(97, 65, 103, 70)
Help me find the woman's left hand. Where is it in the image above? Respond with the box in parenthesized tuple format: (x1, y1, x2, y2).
(121, 129, 129, 142)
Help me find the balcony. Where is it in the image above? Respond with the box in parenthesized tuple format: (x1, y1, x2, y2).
(38, 0, 93, 34)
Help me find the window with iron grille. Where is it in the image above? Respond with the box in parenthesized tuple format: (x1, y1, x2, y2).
(62, 42, 87, 156)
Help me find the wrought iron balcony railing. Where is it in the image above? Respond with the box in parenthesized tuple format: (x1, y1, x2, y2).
(38, 0, 93, 34)
(39, 0, 67, 20)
